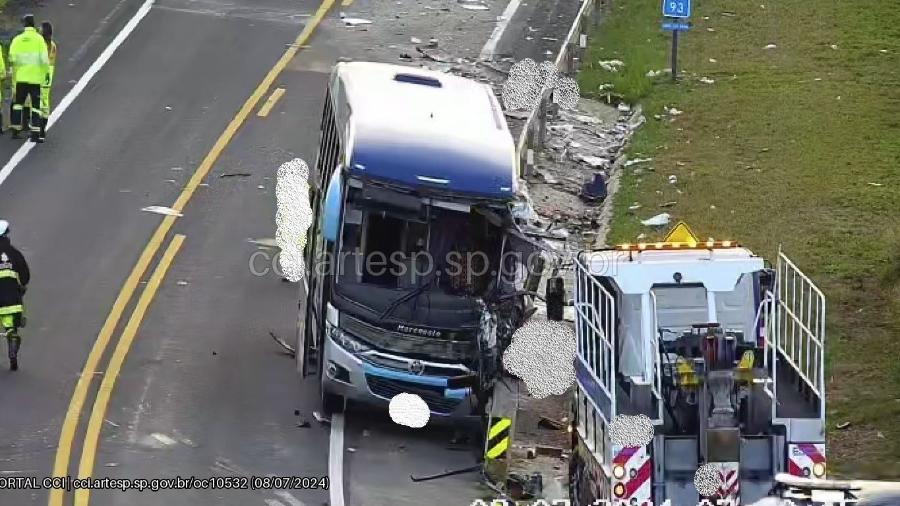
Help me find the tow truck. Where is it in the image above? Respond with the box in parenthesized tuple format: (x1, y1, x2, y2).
(568, 222, 828, 506)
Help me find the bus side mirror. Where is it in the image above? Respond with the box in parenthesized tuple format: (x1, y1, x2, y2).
(323, 166, 343, 243)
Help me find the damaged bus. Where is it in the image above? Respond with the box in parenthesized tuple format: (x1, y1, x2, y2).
(297, 61, 544, 420)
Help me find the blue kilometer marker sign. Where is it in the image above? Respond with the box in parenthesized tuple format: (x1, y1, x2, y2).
(662, 22, 691, 31)
(663, 0, 691, 18)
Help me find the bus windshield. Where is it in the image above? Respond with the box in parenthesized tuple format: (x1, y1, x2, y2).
(332, 183, 504, 327)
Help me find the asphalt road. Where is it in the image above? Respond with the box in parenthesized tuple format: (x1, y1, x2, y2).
(0, 0, 582, 503)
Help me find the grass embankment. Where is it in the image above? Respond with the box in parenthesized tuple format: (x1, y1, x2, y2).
(578, 0, 900, 479)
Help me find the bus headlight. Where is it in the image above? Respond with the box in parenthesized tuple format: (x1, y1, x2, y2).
(613, 464, 626, 480)
(327, 323, 371, 354)
(813, 462, 826, 478)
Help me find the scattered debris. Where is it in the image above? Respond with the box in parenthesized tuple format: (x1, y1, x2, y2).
(764, 44, 777, 50)
(105, 419, 120, 428)
(641, 213, 671, 227)
(416, 46, 453, 63)
(164, 106, 173, 111)
(577, 155, 609, 168)
(105, 463, 119, 467)
(410, 464, 481, 482)
(312, 411, 331, 425)
(538, 416, 567, 430)
(176, 280, 188, 286)
(151, 433, 177, 446)
(507, 472, 544, 500)
(269, 331, 296, 357)
(219, 172, 251, 178)
(624, 157, 652, 167)
(411, 37, 422, 44)
(659, 201, 678, 208)
(664, 106, 683, 116)
(830, 44, 839, 50)
(141, 206, 183, 217)
(699, 77, 715, 84)
(460, 2, 489, 10)
(573, 114, 601, 125)
(646, 68, 671, 78)
(867, 182, 883, 187)
(628, 203, 642, 211)
(341, 15, 373, 26)
(171, 167, 184, 171)
(535, 445, 565, 458)
(580, 173, 608, 203)
(836, 421, 851, 430)
(347, 447, 357, 453)
(708, 58, 717, 63)
(598, 60, 625, 72)
(247, 238, 279, 248)
(296, 419, 311, 428)
(668, 175, 678, 184)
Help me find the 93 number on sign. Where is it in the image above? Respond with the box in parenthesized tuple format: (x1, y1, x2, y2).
(663, 0, 690, 18)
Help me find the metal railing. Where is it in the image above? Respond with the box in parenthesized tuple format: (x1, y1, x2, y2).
(574, 253, 617, 423)
(763, 249, 827, 421)
(514, 0, 605, 176)
(648, 291, 665, 424)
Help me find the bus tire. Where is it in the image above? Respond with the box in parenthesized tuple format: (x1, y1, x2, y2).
(320, 376, 345, 415)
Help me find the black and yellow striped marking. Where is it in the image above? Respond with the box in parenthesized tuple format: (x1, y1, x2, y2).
(486, 417, 511, 460)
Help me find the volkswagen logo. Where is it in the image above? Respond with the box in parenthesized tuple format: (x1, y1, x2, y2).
(407, 360, 425, 375)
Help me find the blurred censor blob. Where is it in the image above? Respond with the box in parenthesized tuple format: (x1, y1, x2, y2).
(502, 318, 576, 399)
(275, 158, 313, 282)
(389, 393, 430, 429)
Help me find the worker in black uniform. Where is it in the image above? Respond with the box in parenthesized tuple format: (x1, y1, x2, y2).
(0, 220, 30, 371)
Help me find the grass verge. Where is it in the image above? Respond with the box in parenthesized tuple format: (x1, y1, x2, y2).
(579, 0, 900, 479)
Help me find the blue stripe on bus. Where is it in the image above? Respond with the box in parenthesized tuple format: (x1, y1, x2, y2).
(362, 363, 449, 387)
(575, 356, 613, 421)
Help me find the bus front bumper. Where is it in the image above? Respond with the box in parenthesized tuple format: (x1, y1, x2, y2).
(321, 338, 479, 421)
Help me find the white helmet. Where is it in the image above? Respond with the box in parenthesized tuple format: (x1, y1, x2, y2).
(0, 220, 8, 236)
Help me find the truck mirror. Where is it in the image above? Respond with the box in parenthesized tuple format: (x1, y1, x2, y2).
(759, 268, 776, 291)
(546, 275, 565, 321)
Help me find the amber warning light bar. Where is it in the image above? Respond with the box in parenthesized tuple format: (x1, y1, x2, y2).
(615, 222, 740, 252)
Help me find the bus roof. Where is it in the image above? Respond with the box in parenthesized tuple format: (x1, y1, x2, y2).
(335, 61, 518, 200)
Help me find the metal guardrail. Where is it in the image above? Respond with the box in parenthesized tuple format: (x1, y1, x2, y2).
(514, 0, 605, 177)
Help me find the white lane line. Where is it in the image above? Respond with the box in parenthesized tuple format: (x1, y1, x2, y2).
(0, 0, 156, 187)
(479, 0, 523, 62)
(274, 491, 307, 506)
(328, 413, 346, 506)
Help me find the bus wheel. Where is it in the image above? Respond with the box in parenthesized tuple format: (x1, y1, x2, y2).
(320, 377, 345, 415)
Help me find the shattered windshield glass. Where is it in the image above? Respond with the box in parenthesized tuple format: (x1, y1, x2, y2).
(331, 184, 505, 325)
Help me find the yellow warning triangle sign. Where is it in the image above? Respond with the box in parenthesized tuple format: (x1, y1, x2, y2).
(664, 221, 699, 244)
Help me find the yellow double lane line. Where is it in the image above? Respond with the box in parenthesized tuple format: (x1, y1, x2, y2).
(48, 1, 336, 504)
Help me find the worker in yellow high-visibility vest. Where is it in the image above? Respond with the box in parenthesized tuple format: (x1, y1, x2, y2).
(38, 21, 55, 142)
(9, 14, 49, 142)
(0, 37, 6, 134)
